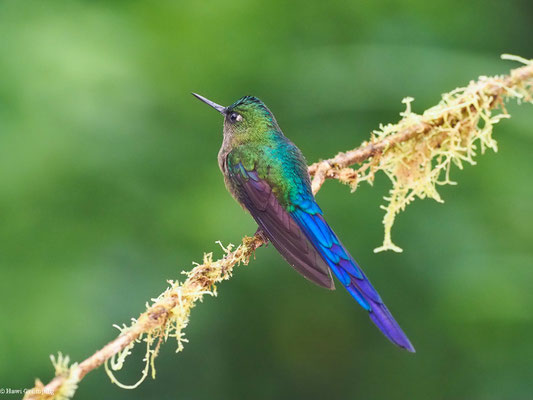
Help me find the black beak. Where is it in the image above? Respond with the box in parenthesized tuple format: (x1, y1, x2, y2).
(192, 93, 227, 115)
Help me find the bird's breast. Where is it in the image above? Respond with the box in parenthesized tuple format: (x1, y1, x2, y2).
(218, 143, 243, 205)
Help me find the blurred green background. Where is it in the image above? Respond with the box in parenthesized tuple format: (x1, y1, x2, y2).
(1, 0, 532, 399)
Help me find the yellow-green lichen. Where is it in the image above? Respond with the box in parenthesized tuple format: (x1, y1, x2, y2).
(338, 55, 533, 252)
(103, 238, 259, 389)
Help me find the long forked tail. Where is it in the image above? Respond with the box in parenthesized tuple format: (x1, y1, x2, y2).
(291, 208, 415, 352)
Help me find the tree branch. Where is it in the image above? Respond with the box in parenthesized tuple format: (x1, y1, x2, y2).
(23, 56, 532, 400)
(309, 57, 533, 187)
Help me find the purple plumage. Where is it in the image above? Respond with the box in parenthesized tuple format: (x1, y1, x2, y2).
(238, 169, 335, 289)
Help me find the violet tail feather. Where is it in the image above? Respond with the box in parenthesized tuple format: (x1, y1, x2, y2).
(291, 208, 415, 352)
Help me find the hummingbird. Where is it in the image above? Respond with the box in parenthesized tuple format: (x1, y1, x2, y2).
(192, 93, 415, 352)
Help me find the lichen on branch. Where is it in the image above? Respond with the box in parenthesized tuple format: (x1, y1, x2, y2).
(309, 54, 533, 252)
(23, 55, 533, 400)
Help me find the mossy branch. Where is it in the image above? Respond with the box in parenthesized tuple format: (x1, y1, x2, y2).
(309, 54, 532, 252)
(23, 55, 532, 400)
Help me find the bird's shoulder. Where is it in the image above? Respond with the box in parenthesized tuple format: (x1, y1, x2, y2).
(227, 136, 314, 211)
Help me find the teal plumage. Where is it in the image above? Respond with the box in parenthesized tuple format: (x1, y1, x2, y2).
(193, 93, 415, 352)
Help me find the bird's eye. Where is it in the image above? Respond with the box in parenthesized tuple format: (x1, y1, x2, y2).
(228, 112, 243, 123)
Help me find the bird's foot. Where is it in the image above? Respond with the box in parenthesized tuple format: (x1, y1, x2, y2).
(254, 227, 269, 246)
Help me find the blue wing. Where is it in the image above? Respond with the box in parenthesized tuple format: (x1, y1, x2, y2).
(230, 162, 415, 352)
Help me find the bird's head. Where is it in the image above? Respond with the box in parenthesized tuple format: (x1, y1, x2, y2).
(192, 94, 280, 142)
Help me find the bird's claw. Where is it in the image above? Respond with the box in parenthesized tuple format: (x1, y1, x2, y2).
(254, 227, 269, 246)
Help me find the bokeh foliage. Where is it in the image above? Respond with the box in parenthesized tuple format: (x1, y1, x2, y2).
(1, 0, 532, 399)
